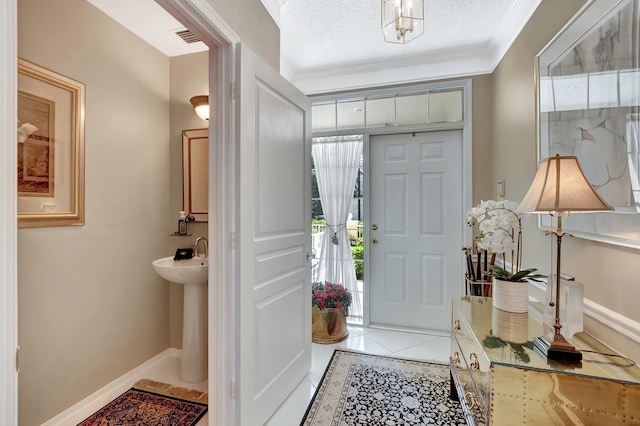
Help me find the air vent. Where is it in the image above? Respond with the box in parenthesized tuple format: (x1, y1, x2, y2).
(175, 29, 201, 44)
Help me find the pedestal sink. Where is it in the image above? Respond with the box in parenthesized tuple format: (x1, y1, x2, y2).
(152, 256, 207, 382)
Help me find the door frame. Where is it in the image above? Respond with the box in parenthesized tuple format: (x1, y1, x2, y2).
(141, 1, 239, 423)
(311, 80, 473, 328)
(361, 81, 473, 327)
(366, 130, 465, 331)
(1, 0, 19, 424)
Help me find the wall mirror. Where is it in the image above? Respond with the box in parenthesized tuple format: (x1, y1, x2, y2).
(182, 128, 208, 222)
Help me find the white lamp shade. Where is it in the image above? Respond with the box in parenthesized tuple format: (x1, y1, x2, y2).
(517, 155, 613, 213)
(190, 95, 209, 121)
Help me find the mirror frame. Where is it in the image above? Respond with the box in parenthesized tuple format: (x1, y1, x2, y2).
(182, 128, 208, 222)
(536, 0, 640, 249)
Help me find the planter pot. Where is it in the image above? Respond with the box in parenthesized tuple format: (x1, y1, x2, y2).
(492, 308, 529, 343)
(312, 307, 349, 344)
(492, 278, 529, 313)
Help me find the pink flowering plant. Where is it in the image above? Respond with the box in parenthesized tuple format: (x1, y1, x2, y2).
(312, 282, 352, 314)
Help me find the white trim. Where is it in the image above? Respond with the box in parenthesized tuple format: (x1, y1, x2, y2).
(529, 280, 640, 346)
(0, 0, 18, 424)
(290, 47, 494, 95)
(347, 79, 473, 327)
(153, 1, 237, 424)
(186, 0, 240, 44)
(584, 299, 640, 345)
(41, 349, 182, 426)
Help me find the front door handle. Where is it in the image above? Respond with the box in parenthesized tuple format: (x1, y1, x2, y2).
(371, 224, 378, 231)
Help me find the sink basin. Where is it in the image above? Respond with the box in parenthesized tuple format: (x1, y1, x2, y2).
(152, 255, 209, 382)
(152, 256, 208, 285)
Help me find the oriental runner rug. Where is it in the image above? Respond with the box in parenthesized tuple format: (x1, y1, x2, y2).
(301, 350, 466, 425)
(77, 379, 207, 426)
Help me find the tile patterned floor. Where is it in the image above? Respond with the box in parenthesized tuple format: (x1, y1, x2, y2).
(143, 326, 451, 425)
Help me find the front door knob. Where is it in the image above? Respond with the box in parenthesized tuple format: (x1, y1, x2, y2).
(372, 238, 379, 244)
(371, 224, 378, 231)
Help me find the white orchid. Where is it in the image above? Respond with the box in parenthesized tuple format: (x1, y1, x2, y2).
(467, 198, 522, 275)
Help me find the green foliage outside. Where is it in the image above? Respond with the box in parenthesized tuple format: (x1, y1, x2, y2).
(351, 244, 364, 280)
(311, 219, 364, 280)
(351, 228, 364, 280)
(312, 218, 326, 234)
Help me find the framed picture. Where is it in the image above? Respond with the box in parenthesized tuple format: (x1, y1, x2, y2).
(536, 0, 640, 249)
(17, 58, 85, 228)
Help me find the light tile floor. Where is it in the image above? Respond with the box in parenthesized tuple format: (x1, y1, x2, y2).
(142, 326, 451, 426)
(266, 325, 451, 425)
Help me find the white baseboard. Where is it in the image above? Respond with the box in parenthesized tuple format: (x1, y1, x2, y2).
(529, 280, 640, 347)
(41, 348, 181, 426)
(583, 299, 640, 345)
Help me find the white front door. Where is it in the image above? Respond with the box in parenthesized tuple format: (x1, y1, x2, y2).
(235, 44, 312, 425)
(369, 131, 463, 332)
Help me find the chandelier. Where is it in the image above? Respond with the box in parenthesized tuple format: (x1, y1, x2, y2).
(381, 0, 424, 44)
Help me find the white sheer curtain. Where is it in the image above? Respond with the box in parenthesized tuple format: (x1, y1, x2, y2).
(312, 135, 363, 317)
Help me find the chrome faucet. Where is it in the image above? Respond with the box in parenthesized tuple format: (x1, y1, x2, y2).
(194, 236, 208, 258)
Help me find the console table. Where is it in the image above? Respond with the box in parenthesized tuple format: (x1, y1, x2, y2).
(450, 296, 640, 425)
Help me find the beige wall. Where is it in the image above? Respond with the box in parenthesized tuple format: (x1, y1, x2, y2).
(493, 0, 640, 361)
(471, 74, 494, 203)
(16, 0, 279, 422)
(169, 51, 210, 348)
(207, 0, 280, 71)
(17, 0, 174, 424)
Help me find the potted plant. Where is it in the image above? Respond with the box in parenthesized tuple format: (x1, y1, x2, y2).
(311, 282, 352, 344)
(467, 199, 545, 312)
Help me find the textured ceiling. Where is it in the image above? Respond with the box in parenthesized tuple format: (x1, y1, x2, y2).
(282, 0, 516, 71)
(279, 0, 542, 93)
(85, 0, 541, 94)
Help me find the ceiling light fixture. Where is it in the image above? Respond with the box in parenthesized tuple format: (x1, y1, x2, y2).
(381, 0, 424, 44)
(189, 95, 209, 121)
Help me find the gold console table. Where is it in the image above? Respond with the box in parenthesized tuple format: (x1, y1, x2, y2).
(450, 296, 640, 425)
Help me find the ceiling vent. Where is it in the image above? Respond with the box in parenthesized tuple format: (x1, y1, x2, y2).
(175, 29, 201, 44)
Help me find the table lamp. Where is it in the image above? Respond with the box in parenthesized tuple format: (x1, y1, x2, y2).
(517, 155, 613, 361)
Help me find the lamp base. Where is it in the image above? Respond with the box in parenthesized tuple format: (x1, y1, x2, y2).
(534, 334, 582, 362)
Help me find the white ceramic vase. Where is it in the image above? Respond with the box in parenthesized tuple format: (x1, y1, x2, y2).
(492, 278, 529, 313)
(492, 308, 529, 343)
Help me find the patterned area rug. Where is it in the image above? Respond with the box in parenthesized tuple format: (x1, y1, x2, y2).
(77, 379, 207, 426)
(301, 350, 466, 425)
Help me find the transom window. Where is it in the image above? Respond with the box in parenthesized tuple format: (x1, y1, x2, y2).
(312, 88, 463, 132)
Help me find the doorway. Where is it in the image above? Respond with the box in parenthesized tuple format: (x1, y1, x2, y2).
(368, 130, 463, 332)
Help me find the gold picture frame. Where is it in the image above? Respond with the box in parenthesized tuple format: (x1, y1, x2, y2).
(17, 58, 85, 228)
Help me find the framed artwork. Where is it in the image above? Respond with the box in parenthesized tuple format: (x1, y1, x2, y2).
(17, 58, 85, 228)
(536, 0, 640, 248)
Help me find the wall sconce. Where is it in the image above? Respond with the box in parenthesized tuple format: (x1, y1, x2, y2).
(189, 95, 209, 121)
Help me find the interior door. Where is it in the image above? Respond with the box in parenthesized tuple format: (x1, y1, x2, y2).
(235, 44, 312, 425)
(369, 131, 463, 332)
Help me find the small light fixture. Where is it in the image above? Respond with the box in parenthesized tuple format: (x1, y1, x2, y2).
(517, 155, 613, 362)
(381, 0, 424, 44)
(189, 95, 209, 121)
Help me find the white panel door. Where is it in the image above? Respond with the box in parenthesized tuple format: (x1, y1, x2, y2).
(235, 44, 312, 425)
(369, 131, 463, 332)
